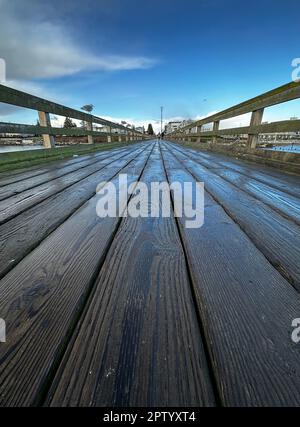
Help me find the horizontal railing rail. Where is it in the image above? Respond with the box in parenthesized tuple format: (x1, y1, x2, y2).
(167, 81, 300, 148)
(0, 84, 148, 148)
(0, 122, 122, 137)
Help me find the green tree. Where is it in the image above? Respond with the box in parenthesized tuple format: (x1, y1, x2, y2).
(80, 105, 94, 130)
(81, 104, 94, 113)
(64, 117, 77, 128)
(147, 123, 154, 135)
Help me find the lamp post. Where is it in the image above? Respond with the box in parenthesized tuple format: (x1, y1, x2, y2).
(160, 106, 163, 138)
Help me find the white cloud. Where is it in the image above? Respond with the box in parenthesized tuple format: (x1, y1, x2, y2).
(219, 113, 251, 129)
(0, 1, 157, 81)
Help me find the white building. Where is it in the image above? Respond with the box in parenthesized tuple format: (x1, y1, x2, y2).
(165, 120, 195, 134)
(179, 119, 194, 129)
(165, 121, 181, 134)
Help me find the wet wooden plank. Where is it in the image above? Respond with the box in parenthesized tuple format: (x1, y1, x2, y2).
(0, 146, 148, 279)
(170, 142, 300, 198)
(0, 146, 133, 201)
(218, 160, 300, 199)
(47, 143, 215, 407)
(167, 144, 300, 225)
(215, 168, 300, 225)
(0, 145, 153, 406)
(161, 143, 300, 407)
(0, 144, 138, 187)
(0, 145, 142, 224)
(0, 152, 100, 186)
(164, 142, 300, 291)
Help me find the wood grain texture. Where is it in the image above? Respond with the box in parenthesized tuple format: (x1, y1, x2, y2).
(48, 143, 215, 407)
(0, 145, 153, 406)
(164, 142, 300, 291)
(0, 146, 134, 200)
(166, 143, 300, 225)
(0, 144, 139, 187)
(169, 142, 300, 198)
(0, 158, 85, 187)
(0, 146, 148, 279)
(161, 142, 300, 407)
(0, 145, 143, 224)
(215, 168, 300, 225)
(0, 139, 299, 407)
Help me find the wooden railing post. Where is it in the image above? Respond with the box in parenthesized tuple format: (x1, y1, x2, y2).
(248, 108, 264, 149)
(107, 126, 112, 143)
(87, 118, 93, 144)
(212, 121, 219, 144)
(2, 81, 299, 152)
(38, 111, 55, 148)
(196, 125, 202, 143)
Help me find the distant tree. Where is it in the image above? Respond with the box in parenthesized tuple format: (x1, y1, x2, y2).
(147, 123, 154, 135)
(80, 105, 94, 131)
(64, 117, 77, 128)
(81, 104, 94, 113)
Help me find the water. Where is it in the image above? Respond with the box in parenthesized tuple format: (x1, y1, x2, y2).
(263, 144, 300, 153)
(0, 145, 44, 153)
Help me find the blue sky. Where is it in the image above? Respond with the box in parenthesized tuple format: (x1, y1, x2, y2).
(0, 0, 299, 131)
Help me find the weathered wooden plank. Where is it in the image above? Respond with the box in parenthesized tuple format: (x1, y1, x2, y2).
(0, 144, 140, 187)
(0, 144, 154, 406)
(0, 154, 94, 186)
(0, 145, 143, 224)
(170, 142, 300, 198)
(163, 142, 300, 291)
(47, 143, 215, 407)
(215, 168, 300, 225)
(165, 143, 300, 225)
(213, 159, 300, 198)
(160, 143, 300, 407)
(0, 145, 148, 279)
(0, 145, 138, 201)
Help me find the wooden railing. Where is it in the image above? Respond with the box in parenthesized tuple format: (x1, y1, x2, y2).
(0, 84, 149, 148)
(166, 81, 300, 148)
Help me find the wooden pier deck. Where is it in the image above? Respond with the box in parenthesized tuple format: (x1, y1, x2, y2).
(0, 139, 299, 407)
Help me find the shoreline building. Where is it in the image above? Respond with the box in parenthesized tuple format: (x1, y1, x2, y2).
(165, 120, 194, 134)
